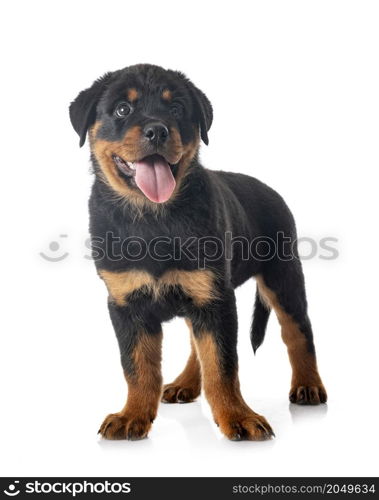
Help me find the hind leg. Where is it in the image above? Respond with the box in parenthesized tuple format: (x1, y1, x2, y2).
(256, 263, 327, 405)
(162, 319, 201, 403)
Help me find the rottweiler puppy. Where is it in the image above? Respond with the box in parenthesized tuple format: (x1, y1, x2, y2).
(69, 64, 327, 441)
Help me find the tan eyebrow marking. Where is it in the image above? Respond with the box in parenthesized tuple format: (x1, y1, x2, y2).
(127, 88, 139, 102)
(162, 89, 172, 101)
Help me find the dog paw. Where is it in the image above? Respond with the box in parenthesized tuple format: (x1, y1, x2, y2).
(289, 385, 327, 405)
(98, 412, 153, 440)
(161, 383, 200, 403)
(217, 411, 274, 441)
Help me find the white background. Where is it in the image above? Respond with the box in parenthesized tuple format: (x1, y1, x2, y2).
(1, 0, 378, 478)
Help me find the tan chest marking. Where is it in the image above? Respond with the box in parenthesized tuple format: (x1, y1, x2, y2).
(99, 269, 217, 307)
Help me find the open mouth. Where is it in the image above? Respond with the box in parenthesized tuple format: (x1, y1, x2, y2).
(112, 153, 178, 203)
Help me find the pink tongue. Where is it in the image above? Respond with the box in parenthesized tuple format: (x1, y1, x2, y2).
(134, 156, 176, 203)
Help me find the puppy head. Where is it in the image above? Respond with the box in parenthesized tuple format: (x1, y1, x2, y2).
(69, 64, 212, 204)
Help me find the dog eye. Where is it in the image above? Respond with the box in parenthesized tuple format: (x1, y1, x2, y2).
(169, 104, 183, 119)
(114, 102, 132, 118)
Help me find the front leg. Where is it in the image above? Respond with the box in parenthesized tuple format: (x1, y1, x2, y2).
(190, 289, 274, 441)
(99, 302, 163, 440)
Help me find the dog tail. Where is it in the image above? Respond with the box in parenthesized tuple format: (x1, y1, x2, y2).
(250, 286, 271, 353)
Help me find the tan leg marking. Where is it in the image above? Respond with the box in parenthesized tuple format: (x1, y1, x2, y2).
(193, 332, 274, 440)
(162, 319, 201, 403)
(99, 332, 163, 440)
(256, 275, 327, 404)
(99, 269, 217, 307)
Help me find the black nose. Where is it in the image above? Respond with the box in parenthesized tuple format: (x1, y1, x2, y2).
(143, 123, 169, 143)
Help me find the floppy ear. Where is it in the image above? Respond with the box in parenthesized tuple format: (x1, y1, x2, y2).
(175, 72, 213, 145)
(189, 83, 213, 145)
(69, 72, 113, 147)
